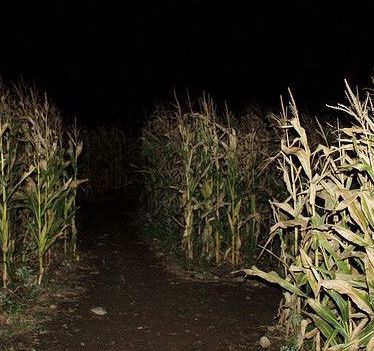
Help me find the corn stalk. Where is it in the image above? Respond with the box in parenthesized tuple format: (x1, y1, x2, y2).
(241, 83, 374, 349)
(22, 95, 82, 285)
(141, 97, 275, 266)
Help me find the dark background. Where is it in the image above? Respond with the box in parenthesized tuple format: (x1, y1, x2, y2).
(0, 1, 373, 130)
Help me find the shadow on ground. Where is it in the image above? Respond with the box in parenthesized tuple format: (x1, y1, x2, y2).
(37, 201, 282, 351)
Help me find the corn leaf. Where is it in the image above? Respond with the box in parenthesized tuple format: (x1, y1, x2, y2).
(242, 266, 307, 297)
(307, 298, 348, 340)
(320, 279, 374, 316)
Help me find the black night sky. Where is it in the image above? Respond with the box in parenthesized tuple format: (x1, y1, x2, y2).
(1, 1, 374, 130)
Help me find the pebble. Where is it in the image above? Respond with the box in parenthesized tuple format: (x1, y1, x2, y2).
(259, 336, 271, 348)
(90, 306, 108, 315)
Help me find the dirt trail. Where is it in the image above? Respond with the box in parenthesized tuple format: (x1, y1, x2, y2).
(38, 202, 281, 351)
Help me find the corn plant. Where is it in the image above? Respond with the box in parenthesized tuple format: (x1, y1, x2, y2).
(141, 97, 277, 266)
(241, 82, 374, 350)
(140, 106, 183, 254)
(0, 83, 84, 290)
(65, 121, 83, 254)
(23, 103, 68, 284)
(0, 107, 34, 288)
(13, 87, 83, 286)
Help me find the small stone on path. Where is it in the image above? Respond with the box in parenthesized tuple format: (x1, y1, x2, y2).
(259, 336, 271, 348)
(90, 306, 108, 315)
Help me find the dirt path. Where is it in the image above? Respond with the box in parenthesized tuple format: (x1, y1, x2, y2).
(38, 203, 282, 351)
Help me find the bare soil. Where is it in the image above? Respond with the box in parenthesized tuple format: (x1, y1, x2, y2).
(17, 202, 282, 350)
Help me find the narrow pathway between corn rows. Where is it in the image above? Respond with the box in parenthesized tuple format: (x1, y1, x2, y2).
(39, 202, 281, 351)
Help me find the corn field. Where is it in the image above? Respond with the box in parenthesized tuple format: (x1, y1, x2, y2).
(141, 97, 279, 266)
(0, 83, 83, 289)
(242, 82, 374, 350)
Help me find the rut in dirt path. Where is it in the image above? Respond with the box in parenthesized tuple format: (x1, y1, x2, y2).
(39, 203, 281, 351)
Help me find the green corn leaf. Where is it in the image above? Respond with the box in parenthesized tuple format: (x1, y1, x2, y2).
(324, 329, 340, 350)
(320, 279, 374, 317)
(316, 232, 349, 273)
(311, 212, 326, 228)
(335, 273, 367, 289)
(361, 190, 374, 230)
(306, 270, 319, 298)
(305, 312, 338, 345)
(326, 290, 350, 335)
(350, 154, 374, 184)
(299, 249, 320, 296)
(241, 266, 307, 297)
(340, 319, 374, 350)
(307, 298, 348, 340)
(332, 225, 369, 247)
(364, 247, 374, 310)
(366, 334, 374, 351)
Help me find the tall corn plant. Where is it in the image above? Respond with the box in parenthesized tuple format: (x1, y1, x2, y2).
(65, 122, 83, 254)
(141, 97, 274, 266)
(140, 105, 185, 253)
(231, 110, 278, 264)
(179, 101, 244, 264)
(0, 103, 33, 288)
(242, 83, 374, 350)
(0, 83, 84, 290)
(20, 93, 81, 285)
(177, 103, 227, 262)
